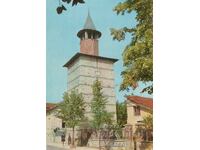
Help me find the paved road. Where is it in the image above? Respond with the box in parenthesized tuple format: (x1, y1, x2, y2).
(47, 145, 68, 150)
(47, 145, 99, 150)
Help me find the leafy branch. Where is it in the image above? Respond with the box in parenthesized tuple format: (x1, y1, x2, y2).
(56, 0, 85, 14)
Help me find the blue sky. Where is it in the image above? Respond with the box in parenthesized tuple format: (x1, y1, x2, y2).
(47, 0, 152, 103)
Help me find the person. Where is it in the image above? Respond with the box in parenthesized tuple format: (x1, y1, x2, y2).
(61, 133, 65, 147)
(110, 130, 117, 140)
(68, 134, 71, 146)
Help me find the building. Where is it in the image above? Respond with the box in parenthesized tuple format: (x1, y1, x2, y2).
(63, 12, 118, 120)
(47, 12, 119, 146)
(126, 96, 153, 133)
(46, 103, 63, 143)
(126, 96, 153, 150)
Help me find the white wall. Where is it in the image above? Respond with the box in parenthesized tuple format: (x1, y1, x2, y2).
(67, 55, 117, 121)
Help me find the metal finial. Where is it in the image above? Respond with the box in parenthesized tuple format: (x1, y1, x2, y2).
(88, 9, 90, 16)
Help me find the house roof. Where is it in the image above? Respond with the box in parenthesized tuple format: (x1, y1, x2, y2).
(127, 96, 153, 109)
(46, 103, 57, 112)
(63, 52, 118, 68)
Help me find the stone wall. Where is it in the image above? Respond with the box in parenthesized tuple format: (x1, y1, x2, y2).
(67, 55, 117, 121)
(46, 112, 62, 144)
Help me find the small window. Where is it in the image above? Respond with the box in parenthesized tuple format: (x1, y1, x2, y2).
(62, 122, 65, 128)
(88, 33, 91, 39)
(134, 106, 140, 116)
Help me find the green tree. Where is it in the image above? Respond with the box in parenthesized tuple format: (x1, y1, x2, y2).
(111, 0, 153, 94)
(91, 80, 113, 149)
(143, 115, 153, 131)
(58, 90, 86, 146)
(91, 80, 113, 129)
(116, 101, 127, 127)
(134, 115, 153, 142)
(143, 115, 153, 141)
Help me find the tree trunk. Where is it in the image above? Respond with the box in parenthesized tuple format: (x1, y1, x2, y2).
(99, 129, 101, 150)
(72, 126, 75, 146)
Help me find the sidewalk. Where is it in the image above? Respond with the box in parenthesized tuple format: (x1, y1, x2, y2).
(47, 142, 99, 150)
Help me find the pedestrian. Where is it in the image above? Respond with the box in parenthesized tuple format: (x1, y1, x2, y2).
(61, 133, 65, 147)
(68, 134, 71, 146)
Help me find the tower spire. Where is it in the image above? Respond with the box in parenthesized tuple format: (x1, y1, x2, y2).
(77, 12, 101, 56)
(88, 8, 90, 16)
(83, 10, 96, 30)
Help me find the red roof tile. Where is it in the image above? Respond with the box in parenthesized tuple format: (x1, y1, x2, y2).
(46, 103, 57, 112)
(127, 96, 153, 109)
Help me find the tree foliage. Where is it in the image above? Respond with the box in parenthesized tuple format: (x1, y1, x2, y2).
(111, 0, 153, 94)
(58, 90, 86, 127)
(116, 101, 127, 127)
(91, 80, 113, 129)
(62, 0, 85, 6)
(142, 115, 153, 131)
(142, 114, 153, 141)
(58, 90, 86, 145)
(56, 0, 85, 14)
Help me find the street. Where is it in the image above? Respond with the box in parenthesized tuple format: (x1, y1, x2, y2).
(47, 145, 99, 150)
(47, 145, 67, 150)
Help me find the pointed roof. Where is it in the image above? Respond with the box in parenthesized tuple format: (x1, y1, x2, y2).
(77, 11, 101, 38)
(83, 11, 96, 30)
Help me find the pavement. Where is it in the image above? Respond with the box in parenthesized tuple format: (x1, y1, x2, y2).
(47, 145, 66, 150)
(47, 143, 99, 150)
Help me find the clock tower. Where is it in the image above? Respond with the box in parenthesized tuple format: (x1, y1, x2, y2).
(64, 12, 118, 120)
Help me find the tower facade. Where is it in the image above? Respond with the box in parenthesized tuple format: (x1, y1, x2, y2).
(64, 13, 118, 120)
